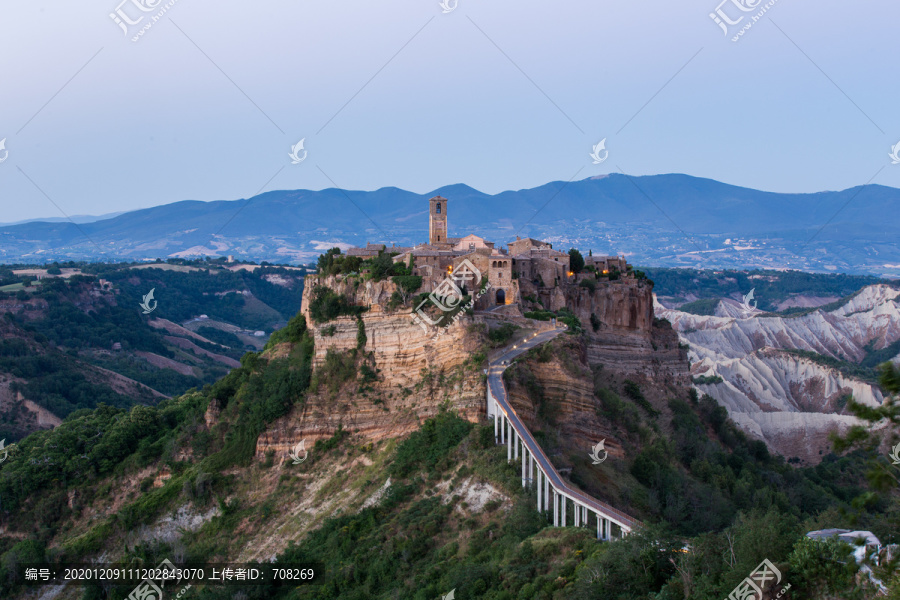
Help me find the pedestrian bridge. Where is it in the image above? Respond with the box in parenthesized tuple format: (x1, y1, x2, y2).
(486, 327, 642, 540)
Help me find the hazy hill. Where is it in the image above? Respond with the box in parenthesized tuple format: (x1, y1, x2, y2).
(3, 174, 900, 275)
(0, 260, 306, 442)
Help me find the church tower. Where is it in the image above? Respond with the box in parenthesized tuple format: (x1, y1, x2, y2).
(429, 196, 448, 245)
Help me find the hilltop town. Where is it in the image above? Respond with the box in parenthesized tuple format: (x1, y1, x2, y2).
(343, 195, 634, 314)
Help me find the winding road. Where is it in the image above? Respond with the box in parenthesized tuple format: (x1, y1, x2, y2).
(486, 325, 642, 537)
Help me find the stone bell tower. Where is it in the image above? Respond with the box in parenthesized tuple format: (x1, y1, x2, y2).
(429, 196, 448, 245)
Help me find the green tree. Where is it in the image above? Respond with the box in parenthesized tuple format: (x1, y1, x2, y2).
(833, 362, 900, 490)
(317, 247, 342, 273)
(788, 536, 857, 598)
(569, 248, 585, 274)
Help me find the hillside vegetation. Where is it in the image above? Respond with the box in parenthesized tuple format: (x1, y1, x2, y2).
(0, 259, 306, 441)
(0, 301, 897, 599)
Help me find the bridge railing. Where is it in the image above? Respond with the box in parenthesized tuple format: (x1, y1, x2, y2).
(488, 347, 642, 532)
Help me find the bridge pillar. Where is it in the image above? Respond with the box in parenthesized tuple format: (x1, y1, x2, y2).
(544, 473, 550, 513)
(528, 450, 534, 485)
(514, 431, 519, 460)
(574, 502, 580, 527)
(596, 513, 601, 539)
(521, 446, 526, 488)
(561, 495, 566, 527)
(493, 405, 499, 442)
(553, 492, 558, 526)
(536, 470, 541, 512)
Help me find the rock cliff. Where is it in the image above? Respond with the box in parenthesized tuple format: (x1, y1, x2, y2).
(656, 285, 900, 464)
(257, 274, 690, 464)
(256, 274, 486, 461)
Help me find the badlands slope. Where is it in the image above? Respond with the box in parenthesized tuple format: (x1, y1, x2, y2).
(655, 285, 900, 463)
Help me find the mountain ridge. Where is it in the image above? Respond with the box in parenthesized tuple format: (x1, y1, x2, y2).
(3, 173, 900, 275)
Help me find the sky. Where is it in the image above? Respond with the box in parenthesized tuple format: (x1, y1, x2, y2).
(1, 0, 899, 223)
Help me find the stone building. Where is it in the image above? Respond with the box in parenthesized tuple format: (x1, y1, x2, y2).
(345, 195, 631, 310)
(585, 254, 629, 275)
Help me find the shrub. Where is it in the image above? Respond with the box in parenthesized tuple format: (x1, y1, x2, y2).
(387, 290, 404, 311)
(308, 285, 363, 323)
(359, 363, 378, 385)
(788, 536, 857, 596)
(314, 349, 357, 396)
(265, 312, 309, 348)
(590, 313, 601, 331)
(624, 379, 659, 417)
(692, 374, 724, 385)
(487, 323, 519, 347)
(392, 275, 423, 294)
(524, 311, 553, 321)
(578, 278, 597, 292)
(390, 411, 473, 478)
(356, 318, 367, 350)
(556, 308, 583, 334)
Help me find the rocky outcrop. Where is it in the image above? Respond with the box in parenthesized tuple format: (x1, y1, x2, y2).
(656, 285, 900, 464)
(574, 280, 689, 386)
(657, 285, 900, 364)
(256, 273, 690, 464)
(257, 276, 488, 461)
(503, 342, 629, 461)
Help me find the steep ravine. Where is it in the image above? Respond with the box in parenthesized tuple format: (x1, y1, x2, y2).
(656, 284, 900, 464)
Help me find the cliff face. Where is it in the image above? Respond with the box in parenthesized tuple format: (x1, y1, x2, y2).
(500, 331, 691, 515)
(656, 285, 900, 464)
(256, 275, 487, 461)
(524, 278, 689, 386)
(257, 274, 690, 464)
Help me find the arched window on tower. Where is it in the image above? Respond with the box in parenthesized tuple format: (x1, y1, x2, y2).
(436, 203, 441, 214)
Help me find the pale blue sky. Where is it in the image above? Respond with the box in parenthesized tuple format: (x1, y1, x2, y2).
(1, 0, 898, 223)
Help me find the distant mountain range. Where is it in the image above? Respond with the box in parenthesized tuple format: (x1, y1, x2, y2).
(2, 173, 899, 276)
